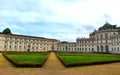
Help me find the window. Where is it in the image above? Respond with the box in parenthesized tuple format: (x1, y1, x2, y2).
(112, 48, 113, 51)
(75, 48, 76, 51)
(19, 46, 21, 49)
(97, 46, 99, 52)
(117, 43, 119, 45)
(82, 48, 84, 50)
(92, 48, 94, 51)
(9, 45, 11, 48)
(117, 47, 119, 51)
(14, 46, 16, 49)
(100, 34, 103, 39)
(10, 42, 12, 44)
(89, 48, 90, 51)
(97, 35, 99, 39)
(36, 47, 38, 49)
(32, 47, 34, 49)
(105, 33, 108, 39)
(114, 48, 116, 51)
(5, 41, 7, 43)
(4, 45, 6, 48)
(77, 48, 79, 51)
(113, 33, 115, 35)
(101, 45, 104, 52)
(85, 48, 87, 51)
(106, 40, 108, 43)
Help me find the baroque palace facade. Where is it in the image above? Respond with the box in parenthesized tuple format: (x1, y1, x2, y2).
(0, 34, 60, 52)
(56, 22, 120, 54)
(0, 22, 120, 54)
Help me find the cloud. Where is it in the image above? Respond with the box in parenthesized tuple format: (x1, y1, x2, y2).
(38, 33, 80, 42)
(0, 22, 23, 34)
(0, 0, 120, 41)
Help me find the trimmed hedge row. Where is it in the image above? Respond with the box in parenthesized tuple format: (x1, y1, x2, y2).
(0, 51, 49, 54)
(2, 53, 50, 68)
(55, 53, 67, 67)
(55, 53, 120, 67)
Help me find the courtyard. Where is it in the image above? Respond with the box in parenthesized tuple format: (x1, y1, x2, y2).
(0, 52, 120, 75)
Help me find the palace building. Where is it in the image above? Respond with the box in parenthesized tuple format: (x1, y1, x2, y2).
(56, 22, 120, 54)
(0, 34, 60, 52)
(0, 22, 120, 54)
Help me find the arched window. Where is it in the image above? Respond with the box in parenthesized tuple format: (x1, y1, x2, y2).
(85, 48, 87, 52)
(97, 46, 99, 52)
(105, 45, 109, 53)
(92, 48, 94, 52)
(101, 45, 104, 52)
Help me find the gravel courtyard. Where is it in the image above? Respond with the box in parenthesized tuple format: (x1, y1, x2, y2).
(0, 52, 120, 75)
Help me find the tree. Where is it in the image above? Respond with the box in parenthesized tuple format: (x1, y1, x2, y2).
(2, 28, 12, 34)
(61, 41, 68, 43)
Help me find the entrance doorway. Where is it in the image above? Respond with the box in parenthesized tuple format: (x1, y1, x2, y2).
(105, 45, 109, 53)
(27, 46, 30, 52)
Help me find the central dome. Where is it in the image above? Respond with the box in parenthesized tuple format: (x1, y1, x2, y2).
(98, 22, 116, 30)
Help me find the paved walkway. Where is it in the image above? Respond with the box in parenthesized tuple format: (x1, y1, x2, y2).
(43, 52, 64, 69)
(0, 53, 12, 68)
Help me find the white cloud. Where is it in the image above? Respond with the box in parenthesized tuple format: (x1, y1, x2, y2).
(0, 0, 120, 41)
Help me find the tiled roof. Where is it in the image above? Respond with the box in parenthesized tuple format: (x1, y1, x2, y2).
(0, 33, 59, 41)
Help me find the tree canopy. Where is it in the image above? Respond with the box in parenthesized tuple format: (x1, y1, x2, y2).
(2, 28, 12, 34)
(61, 41, 68, 43)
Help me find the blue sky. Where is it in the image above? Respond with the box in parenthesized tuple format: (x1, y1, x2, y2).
(0, 0, 120, 42)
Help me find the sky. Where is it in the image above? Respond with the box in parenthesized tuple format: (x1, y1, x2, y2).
(0, 0, 120, 42)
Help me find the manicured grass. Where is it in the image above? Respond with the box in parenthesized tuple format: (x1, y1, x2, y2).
(3, 52, 49, 67)
(7, 53, 47, 64)
(61, 55, 120, 64)
(56, 52, 120, 67)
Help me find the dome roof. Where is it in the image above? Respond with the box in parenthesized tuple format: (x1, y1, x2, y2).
(98, 22, 116, 30)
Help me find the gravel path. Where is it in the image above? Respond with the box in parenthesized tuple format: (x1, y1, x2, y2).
(43, 52, 64, 69)
(0, 52, 120, 75)
(0, 54, 12, 68)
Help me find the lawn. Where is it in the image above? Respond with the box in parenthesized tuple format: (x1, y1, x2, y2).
(3, 52, 49, 67)
(56, 52, 120, 67)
